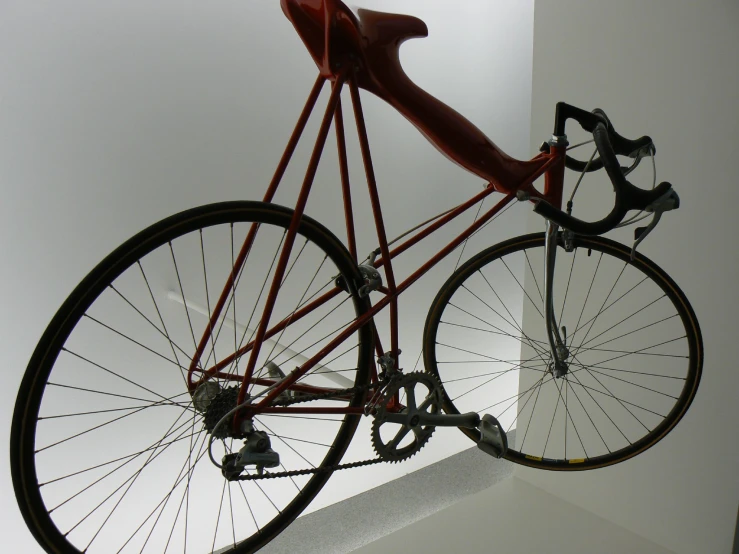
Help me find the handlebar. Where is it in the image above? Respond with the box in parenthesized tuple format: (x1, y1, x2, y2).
(532, 102, 677, 236)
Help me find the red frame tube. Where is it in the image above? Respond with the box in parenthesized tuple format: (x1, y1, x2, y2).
(186, 72, 568, 420)
(237, 70, 349, 407)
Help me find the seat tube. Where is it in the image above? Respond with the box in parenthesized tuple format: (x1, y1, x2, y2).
(348, 74, 401, 364)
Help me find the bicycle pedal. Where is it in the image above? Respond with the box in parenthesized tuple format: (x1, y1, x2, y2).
(477, 414, 508, 459)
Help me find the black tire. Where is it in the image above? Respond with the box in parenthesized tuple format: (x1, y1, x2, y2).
(11, 201, 373, 553)
(423, 232, 702, 470)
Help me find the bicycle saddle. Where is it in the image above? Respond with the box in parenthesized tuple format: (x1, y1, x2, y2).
(281, 0, 548, 192)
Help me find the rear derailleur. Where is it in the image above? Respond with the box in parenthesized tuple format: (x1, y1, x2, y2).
(221, 429, 280, 480)
(193, 379, 281, 480)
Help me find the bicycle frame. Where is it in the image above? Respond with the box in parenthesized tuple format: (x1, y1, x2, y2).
(184, 70, 569, 419)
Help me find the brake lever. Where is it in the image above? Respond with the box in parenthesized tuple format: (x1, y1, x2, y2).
(631, 188, 680, 260)
(623, 144, 656, 177)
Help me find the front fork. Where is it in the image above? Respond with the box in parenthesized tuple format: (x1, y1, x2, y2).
(544, 220, 570, 377)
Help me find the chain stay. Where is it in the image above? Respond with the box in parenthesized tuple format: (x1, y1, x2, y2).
(234, 379, 387, 481)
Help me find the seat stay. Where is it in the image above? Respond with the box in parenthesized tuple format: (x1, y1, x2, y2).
(236, 71, 349, 407)
(186, 75, 328, 391)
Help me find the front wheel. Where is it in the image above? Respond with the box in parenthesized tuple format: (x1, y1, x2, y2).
(11, 201, 373, 553)
(423, 232, 702, 470)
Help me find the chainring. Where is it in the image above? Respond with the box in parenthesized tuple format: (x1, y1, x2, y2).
(371, 372, 443, 463)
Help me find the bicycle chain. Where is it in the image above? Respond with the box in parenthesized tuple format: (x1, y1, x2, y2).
(233, 379, 389, 482)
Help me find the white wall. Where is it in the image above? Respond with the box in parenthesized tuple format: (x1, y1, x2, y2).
(0, 1, 535, 551)
(518, 2, 739, 554)
(352, 476, 675, 554)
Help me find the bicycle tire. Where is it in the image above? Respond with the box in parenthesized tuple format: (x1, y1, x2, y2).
(423, 232, 702, 470)
(11, 201, 373, 553)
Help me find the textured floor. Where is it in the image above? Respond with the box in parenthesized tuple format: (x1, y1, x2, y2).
(260, 431, 516, 554)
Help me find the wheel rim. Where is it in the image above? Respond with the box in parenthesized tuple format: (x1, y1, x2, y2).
(424, 233, 701, 470)
(13, 202, 371, 553)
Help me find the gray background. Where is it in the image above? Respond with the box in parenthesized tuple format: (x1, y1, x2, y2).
(2, 0, 737, 552)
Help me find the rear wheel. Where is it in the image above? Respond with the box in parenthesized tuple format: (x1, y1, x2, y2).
(423, 232, 702, 470)
(11, 201, 373, 553)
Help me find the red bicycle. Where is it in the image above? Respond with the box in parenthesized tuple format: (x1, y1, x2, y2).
(11, 1, 703, 553)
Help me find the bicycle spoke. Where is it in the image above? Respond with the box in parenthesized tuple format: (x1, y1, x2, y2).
(566, 370, 631, 444)
(572, 251, 603, 336)
(265, 433, 333, 448)
(555, 377, 587, 459)
(440, 367, 539, 384)
(570, 260, 628, 355)
(504, 376, 541, 433)
(231, 225, 238, 373)
(138, 260, 188, 389)
(60, 348, 187, 408)
(255, 418, 317, 469)
(39, 403, 192, 421)
(38, 403, 181, 455)
(570, 275, 650, 340)
(235, 479, 260, 539)
(579, 313, 679, 352)
(479, 371, 553, 415)
(523, 250, 544, 305)
(117, 429, 210, 553)
(49, 407, 196, 514)
(444, 304, 549, 357)
(572, 295, 668, 356)
(578, 336, 688, 367)
(262, 250, 328, 365)
(494, 371, 550, 422)
(226, 229, 286, 378)
(199, 230, 220, 372)
(564, 376, 610, 453)
(211, 479, 228, 554)
(541, 382, 561, 457)
(122, 427, 211, 553)
(436, 342, 545, 374)
(567, 361, 685, 380)
(40, 425, 201, 488)
(133, 427, 208, 553)
(574, 366, 678, 399)
(169, 241, 199, 354)
(464, 277, 547, 358)
(227, 475, 236, 551)
(107, 285, 196, 368)
(500, 257, 545, 321)
(267, 414, 344, 423)
(81, 315, 187, 372)
(568, 367, 661, 421)
(518, 373, 547, 453)
(61, 406, 198, 543)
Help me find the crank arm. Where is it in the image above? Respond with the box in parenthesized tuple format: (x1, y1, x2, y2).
(383, 411, 481, 429)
